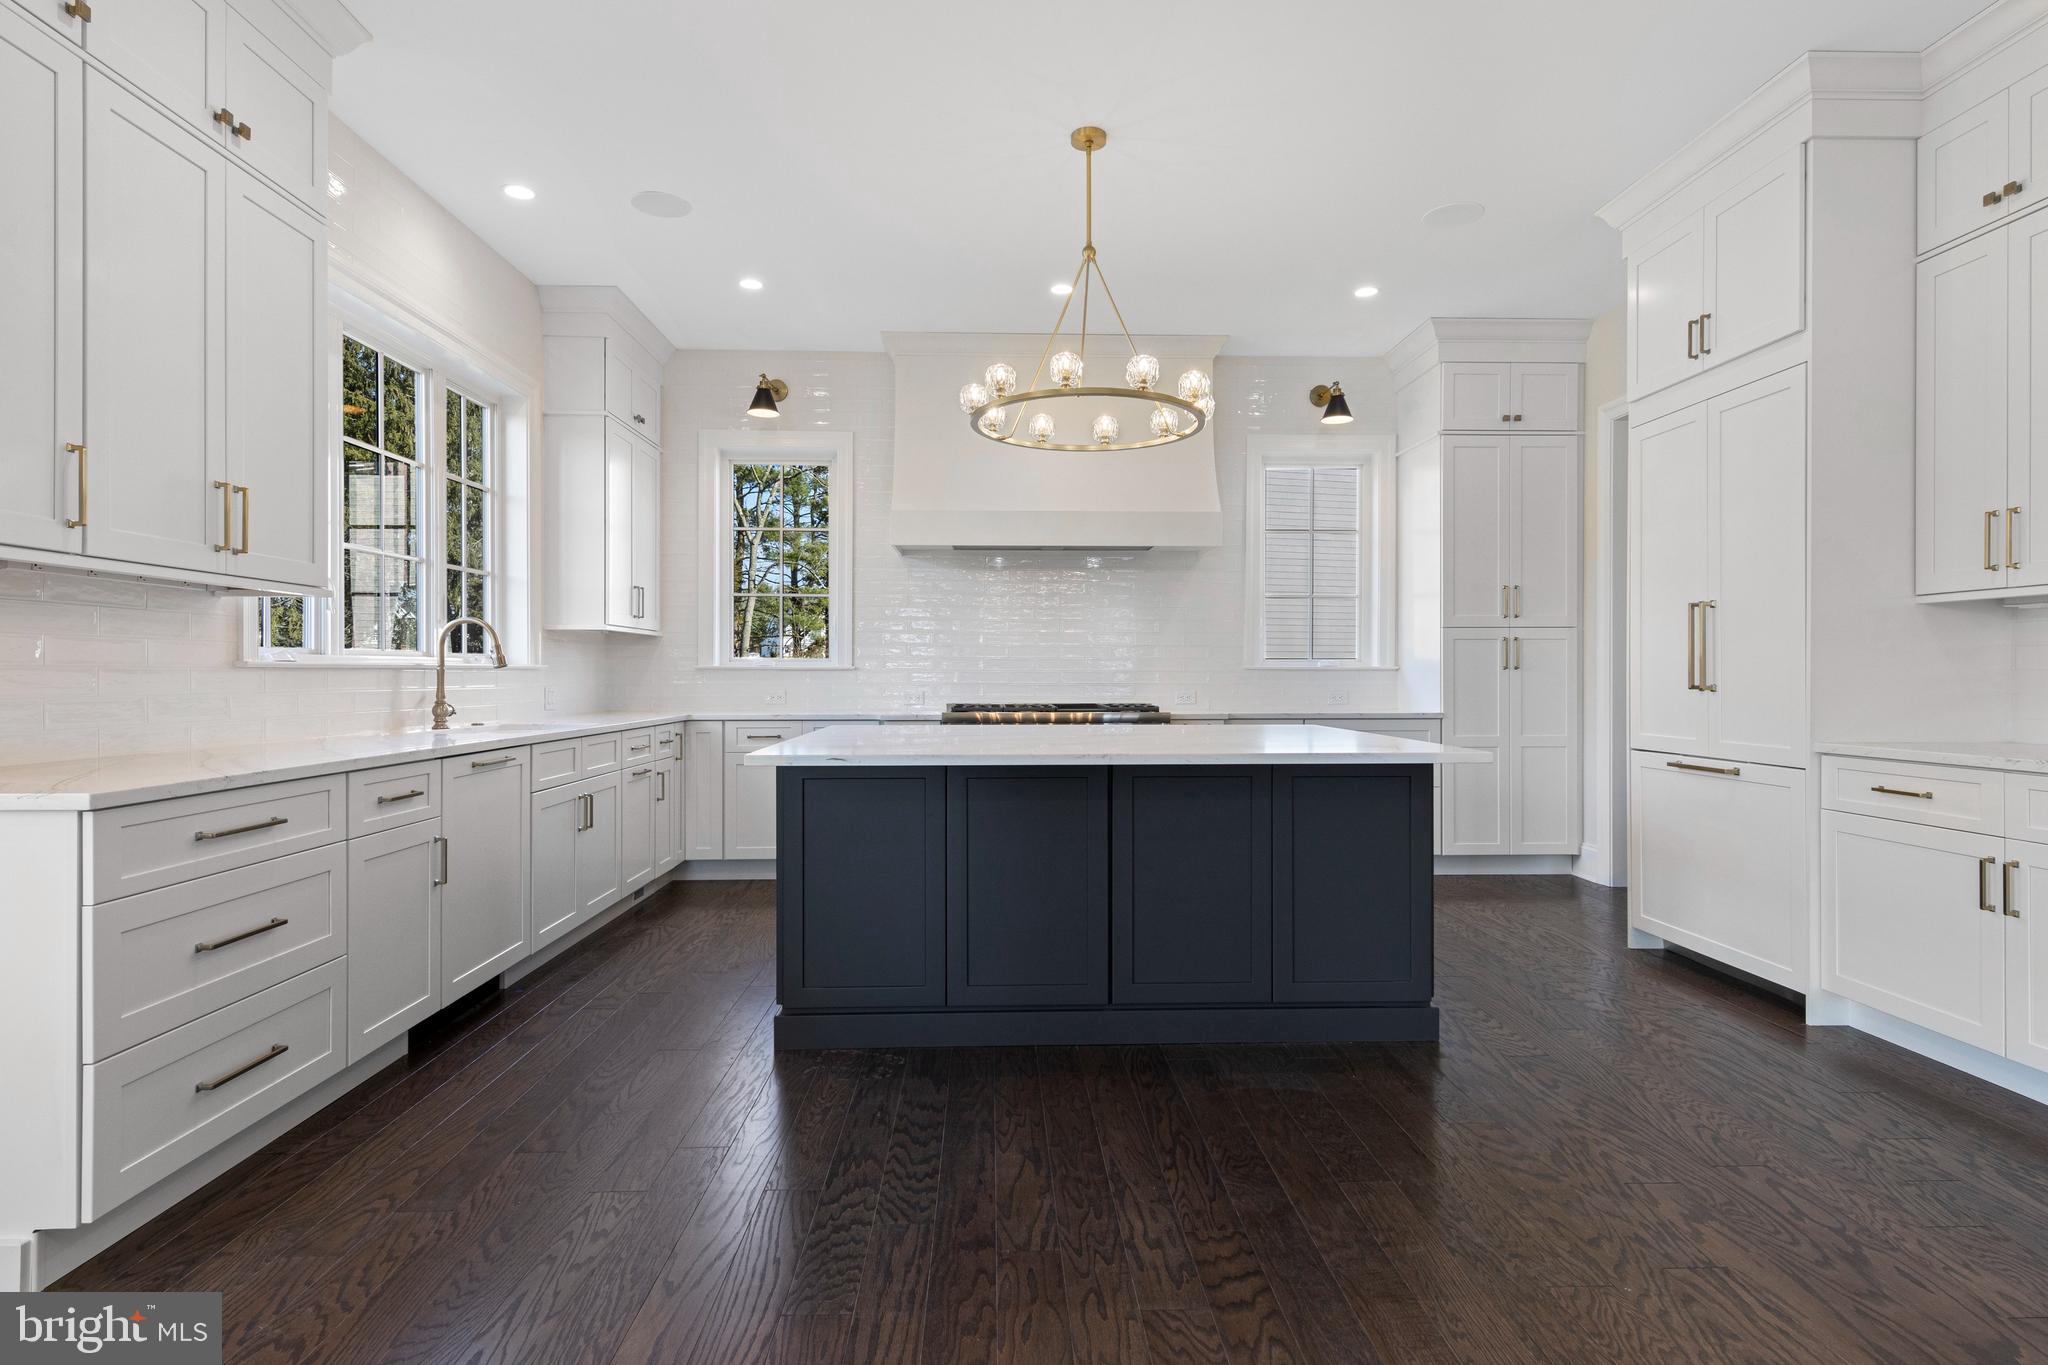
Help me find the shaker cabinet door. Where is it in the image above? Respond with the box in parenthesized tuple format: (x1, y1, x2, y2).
(1919, 89, 2011, 255)
(1112, 768, 1271, 1004)
(1627, 213, 1705, 399)
(1916, 233, 2011, 595)
(346, 819, 441, 1064)
(1273, 767, 1432, 1004)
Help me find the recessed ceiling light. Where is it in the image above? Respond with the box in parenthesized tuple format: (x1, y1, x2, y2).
(1353, 284, 1380, 299)
(1422, 201, 1486, 229)
(630, 190, 692, 219)
(502, 184, 535, 201)
(738, 277, 764, 291)
(1050, 282, 1073, 296)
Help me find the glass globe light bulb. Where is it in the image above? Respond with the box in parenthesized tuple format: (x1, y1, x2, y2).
(1198, 395, 1216, 419)
(959, 381, 990, 414)
(1177, 368, 1212, 403)
(979, 408, 1006, 437)
(1050, 351, 1084, 389)
(1125, 353, 1160, 391)
(1149, 406, 1179, 438)
(984, 362, 1017, 398)
(1027, 413, 1056, 445)
(1092, 414, 1120, 446)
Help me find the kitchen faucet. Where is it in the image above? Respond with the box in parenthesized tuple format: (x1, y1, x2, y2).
(430, 616, 509, 730)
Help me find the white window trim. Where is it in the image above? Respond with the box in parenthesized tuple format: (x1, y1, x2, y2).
(241, 268, 541, 668)
(698, 428, 855, 670)
(1243, 432, 1397, 670)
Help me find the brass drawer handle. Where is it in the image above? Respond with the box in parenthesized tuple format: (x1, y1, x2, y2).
(1667, 760, 1740, 777)
(375, 788, 425, 805)
(194, 815, 288, 842)
(2006, 859, 2021, 918)
(194, 917, 288, 952)
(470, 754, 517, 769)
(194, 1043, 288, 1093)
(1981, 854, 1998, 913)
(65, 443, 86, 528)
(1869, 785, 1933, 800)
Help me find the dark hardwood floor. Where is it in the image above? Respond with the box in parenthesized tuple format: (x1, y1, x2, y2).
(58, 875, 2048, 1362)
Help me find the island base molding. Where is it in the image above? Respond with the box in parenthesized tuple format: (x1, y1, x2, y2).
(775, 1004, 1439, 1050)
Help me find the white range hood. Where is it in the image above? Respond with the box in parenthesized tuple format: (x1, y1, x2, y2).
(885, 332, 1225, 550)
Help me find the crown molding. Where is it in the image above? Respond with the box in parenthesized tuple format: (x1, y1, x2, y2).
(1386, 318, 1594, 386)
(881, 331, 1228, 359)
(1923, 0, 2048, 94)
(537, 285, 675, 364)
(276, 0, 370, 57)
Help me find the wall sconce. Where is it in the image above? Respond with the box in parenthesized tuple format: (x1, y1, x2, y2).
(747, 374, 789, 419)
(1309, 382, 1353, 425)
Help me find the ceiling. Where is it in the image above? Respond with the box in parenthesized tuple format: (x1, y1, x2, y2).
(330, 0, 1989, 357)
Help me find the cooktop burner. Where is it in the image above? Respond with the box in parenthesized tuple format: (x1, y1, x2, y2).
(941, 702, 1171, 724)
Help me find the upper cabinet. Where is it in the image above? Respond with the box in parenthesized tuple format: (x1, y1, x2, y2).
(221, 6, 326, 212)
(1920, 62, 2048, 258)
(1438, 362, 1580, 432)
(1626, 146, 1804, 402)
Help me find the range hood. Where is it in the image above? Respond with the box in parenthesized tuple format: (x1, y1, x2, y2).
(885, 333, 1225, 550)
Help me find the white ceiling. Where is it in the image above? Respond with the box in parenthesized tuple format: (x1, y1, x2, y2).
(330, 0, 1989, 356)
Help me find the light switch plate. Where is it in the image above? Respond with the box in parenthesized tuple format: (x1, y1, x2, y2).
(1172, 687, 1198, 705)
(1327, 688, 1349, 705)
(543, 687, 559, 711)
(762, 687, 787, 705)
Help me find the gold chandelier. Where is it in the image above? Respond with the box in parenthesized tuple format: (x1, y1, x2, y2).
(960, 126, 1212, 452)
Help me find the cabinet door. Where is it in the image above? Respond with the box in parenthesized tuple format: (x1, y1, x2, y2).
(652, 760, 676, 873)
(1112, 768, 1271, 1004)
(723, 752, 778, 859)
(2009, 212, 2048, 588)
(603, 421, 638, 628)
(1439, 362, 1513, 430)
(632, 371, 661, 444)
(685, 723, 723, 859)
(631, 435, 661, 628)
(1700, 146, 1803, 370)
(223, 168, 323, 586)
(2006, 66, 2048, 222)
(1506, 434, 1580, 627)
(84, 71, 227, 574)
(1920, 90, 2011, 255)
(1442, 435, 1510, 627)
(1631, 751, 1806, 988)
(1440, 630, 1510, 856)
(1507, 363, 1580, 431)
(1704, 369, 1807, 764)
(530, 780, 583, 951)
(346, 819, 440, 1064)
(441, 748, 530, 996)
(1508, 630, 1579, 855)
(604, 347, 635, 426)
(576, 774, 623, 925)
(778, 768, 945, 1009)
(1273, 766, 1431, 1003)
(946, 769, 1110, 1007)
(1630, 404, 1711, 754)
(84, 0, 224, 138)
(221, 7, 324, 212)
(2005, 838, 2048, 1071)
(621, 761, 656, 892)
(1821, 810, 2004, 1052)
(1917, 233, 2011, 594)
(0, 8, 83, 554)
(1627, 213, 1705, 399)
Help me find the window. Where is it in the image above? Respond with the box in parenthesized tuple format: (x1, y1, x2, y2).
(700, 430, 854, 668)
(341, 336, 425, 652)
(1246, 435, 1395, 668)
(442, 385, 494, 655)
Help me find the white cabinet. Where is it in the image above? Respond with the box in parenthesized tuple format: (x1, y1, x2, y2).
(1442, 434, 1581, 628)
(2006, 66, 2048, 226)
(633, 371, 662, 444)
(1440, 629, 1579, 856)
(1627, 146, 1803, 400)
(2003, 837, 2048, 1071)
(1631, 751, 1807, 990)
(2010, 212, 2048, 589)
(82, 0, 224, 141)
(531, 771, 621, 951)
(684, 722, 724, 859)
(1630, 368, 1807, 766)
(440, 747, 531, 998)
(544, 415, 661, 634)
(345, 819, 441, 1064)
(724, 751, 778, 860)
(220, 6, 326, 213)
(1440, 363, 1513, 430)
(1917, 232, 2011, 593)
(1440, 631, 1508, 855)
(1921, 90, 2014, 256)
(0, 7, 83, 554)
(655, 758, 681, 874)
(1437, 362, 1580, 431)
(604, 429, 660, 630)
(621, 760, 657, 892)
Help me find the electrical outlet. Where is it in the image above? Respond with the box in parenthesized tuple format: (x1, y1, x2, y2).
(908, 689, 926, 707)
(762, 687, 787, 706)
(1327, 688, 1349, 705)
(1172, 686, 1198, 705)
(543, 687, 559, 712)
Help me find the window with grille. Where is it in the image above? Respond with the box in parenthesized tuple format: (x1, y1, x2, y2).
(1247, 437, 1395, 668)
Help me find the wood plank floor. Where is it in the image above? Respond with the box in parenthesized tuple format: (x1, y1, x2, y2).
(59, 875, 2048, 1363)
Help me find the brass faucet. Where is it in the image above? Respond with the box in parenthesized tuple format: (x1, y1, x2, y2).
(430, 616, 509, 730)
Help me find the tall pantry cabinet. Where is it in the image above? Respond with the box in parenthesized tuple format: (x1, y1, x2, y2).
(1392, 321, 1588, 859)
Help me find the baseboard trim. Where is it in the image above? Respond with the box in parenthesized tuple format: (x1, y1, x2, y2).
(503, 872, 675, 986)
(678, 859, 777, 881)
(775, 1004, 1439, 1050)
(1434, 854, 1577, 875)
(1817, 997, 2048, 1109)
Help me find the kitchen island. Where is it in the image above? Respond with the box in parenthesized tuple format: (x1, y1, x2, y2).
(746, 723, 1488, 1048)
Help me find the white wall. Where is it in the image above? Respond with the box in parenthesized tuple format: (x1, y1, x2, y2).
(609, 351, 1421, 715)
(0, 118, 605, 766)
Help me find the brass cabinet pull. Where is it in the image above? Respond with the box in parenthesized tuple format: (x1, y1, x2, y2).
(214, 480, 235, 552)
(1699, 313, 1712, 355)
(194, 917, 288, 952)
(2011, 506, 2023, 569)
(1501, 584, 1509, 617)
(62, 0, 91, 19)
(1988, 189, 2006, 207)
(1501, 636, 1509, 670)
(234, 120, 252, 142)
(1512, 413, 1523, 422)
(1513, 584, 1522, 618)
(214, 107, 236, 130)
(2006, 859, 2022, 917)
(1702, 600, 1717, 692)
(470, 754, 517, 769)
(433, 836, 449, 887)
(194, 1043, 288, 1093)
(1869, 785, 1934, 800)
(1987, 508, 2003, 571)
(1686, 601, 1699, 690)
(1668, 760, 1740, 777)
(1686, 317, 1700, 360)
(1981, 854, 1998, 913)
(236, 484, 250, 554)
(375, 788, 425, 805)
(64, 443, 86, 528)
(1513, 636, 1522, 670)
(2008, 181, 2025, 198)
(194, 815, 287, 842)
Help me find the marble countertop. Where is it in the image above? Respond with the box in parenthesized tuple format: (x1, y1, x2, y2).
(744, 723, 1487, 767)
(1817, 740, 2048, 774)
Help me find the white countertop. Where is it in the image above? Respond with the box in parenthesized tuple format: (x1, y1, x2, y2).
(744, 723, 1488, 767)
(1817, 740, 2048, 774)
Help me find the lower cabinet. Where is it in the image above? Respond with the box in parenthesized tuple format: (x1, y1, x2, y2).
(1112, 767, 1271, 1004)
(621, 760, 658, 892)
(655, 758, 681, 874)
(684, 723, 724, 859)
(1630, 750, 1807, 989)
(440, 748, 531, 998)
(724, 750, 779, 859)
(1441, 627, 1580, 855)
(531, 770, 622, 951)
(1272, 767, 1433, 1002)
(947, 768, 1110, 1007)
(2006, 839, 2048, 1070)
(345, 819, 441, 1064)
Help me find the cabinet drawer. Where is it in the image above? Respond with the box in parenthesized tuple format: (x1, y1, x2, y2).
(654, 725, 679, 759)
(85, 774, 346, 901)
(346, 762, 440, 836)
(727, 720, 802, 751)
(579, 730, 624, 776)
(2009, 773, 2048, 842)
(621, 728, 657, 763)
(531, 737, 581, 790)
(84, 842, 345, 1061)
(1820, 755, 2002, 834)
(83, 957, 346, 1220)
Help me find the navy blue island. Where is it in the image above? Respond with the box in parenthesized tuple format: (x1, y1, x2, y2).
(746, 723, 1488, 1050)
